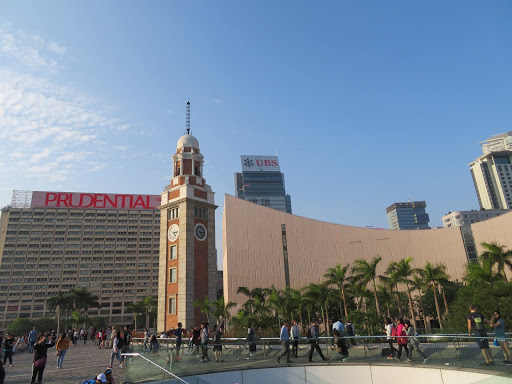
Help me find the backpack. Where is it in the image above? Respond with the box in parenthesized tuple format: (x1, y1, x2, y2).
(345, 324, 353, 335)
(307, 328, 312, 339)
(117, 337, 125, 349)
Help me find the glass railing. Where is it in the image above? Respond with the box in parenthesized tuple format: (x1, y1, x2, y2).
(124, 335, 512, 383)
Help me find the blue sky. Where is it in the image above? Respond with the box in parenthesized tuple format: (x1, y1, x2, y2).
(1, 1, 511, 268)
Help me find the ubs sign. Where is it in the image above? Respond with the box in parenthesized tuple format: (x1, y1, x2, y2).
(241, 155, 280, 172)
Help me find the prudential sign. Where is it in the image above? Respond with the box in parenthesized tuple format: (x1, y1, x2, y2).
(241, 155, 281, 172)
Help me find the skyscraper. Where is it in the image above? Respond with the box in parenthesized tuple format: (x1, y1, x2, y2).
(386, 201, 430, 230)
(470, 139, 512, 210)
(235, 155, 292, 214)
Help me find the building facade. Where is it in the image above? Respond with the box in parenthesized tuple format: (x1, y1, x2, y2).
(223, 195, 484, 309)
(480, 131, 512, 155)
(469, 151, 512, 210)
(442, 209, 509, 228)
(386, 201, 430, 230)
(0, 191, 161, 330)
(157, 133, 217, 332)
(235, 155, 292, 213)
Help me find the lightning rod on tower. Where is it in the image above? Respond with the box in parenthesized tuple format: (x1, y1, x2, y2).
(186, 101, 191, 135)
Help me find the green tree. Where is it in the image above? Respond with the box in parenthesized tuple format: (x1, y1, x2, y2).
(410, 275, 429, 332)
(140, 296, 157, 329)
(211, 296, 237, 331)
(71, 311, 90, 328)
(419, 262, 449, 330)
(304, 282, 333, 336)
(126, 301, 145, 331)
(351, 256, 382, 315)
(90, 316, 107, 330)
(33, 318, 57, 333)
(387, 258, 418, 329)
(7, 318, 33, 336)
(324, 263, 351, 318)
(480, 242, 512, 283)
(47, 291, 72, 335)
(69, 288, 99, 315)
(266, 286, 284, 327)
(193, 295, 213, 323)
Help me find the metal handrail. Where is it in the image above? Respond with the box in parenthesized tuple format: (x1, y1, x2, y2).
(122, 352, 191, 384)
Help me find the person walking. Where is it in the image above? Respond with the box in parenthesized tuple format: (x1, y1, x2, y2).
(277, 320, 291, 364)
(200, 323, 210, 362)
(143, 328, 150, 350)
(193, 326, 201, 357)
(83, 328, 88, 345)
(56, 333, 71, 369)
(30, 334, 54, 384)
(149, 335, 160, 355)
(345, 320, 357, 347)
(291, 320, 300, 358)
(333, 329, 349, 361)
(405, 320, 427, 363)
(385, 318, 398, 360)
(468, 305, 495, 366)
(247, 323, 256, 357)
(213, 325, 224, 362)
(396, 319, 409, 361)
(308, 320, 329, 363)
(2, 334, 15, 367)
(186, 328, 194, 355)
(173, 322, 185, 361)
(28, 327, 38, 353)
(109, 332, 124, 368)
(490, 310, 511, 364)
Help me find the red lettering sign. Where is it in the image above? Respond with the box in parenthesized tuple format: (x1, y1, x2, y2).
(31, 191, 161, 210)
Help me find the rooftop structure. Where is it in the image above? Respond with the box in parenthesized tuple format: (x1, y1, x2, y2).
(480, 131, 512, 154)
(386, 201, 430, 230)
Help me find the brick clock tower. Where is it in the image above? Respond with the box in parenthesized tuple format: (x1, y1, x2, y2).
(157, 104, 217, 332)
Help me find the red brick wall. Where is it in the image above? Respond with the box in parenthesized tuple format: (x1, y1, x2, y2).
(166, 218, 180, 329)
(194, 217, 209, 323)
(194, 189, 207, 200)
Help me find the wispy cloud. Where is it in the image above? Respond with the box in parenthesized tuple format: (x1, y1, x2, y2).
(212, 98, 224, 104)
(0, 21, 132, 203)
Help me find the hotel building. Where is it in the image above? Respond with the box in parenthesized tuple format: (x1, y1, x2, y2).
(386, 201, 430, 230)
(0, 190, 160, 330)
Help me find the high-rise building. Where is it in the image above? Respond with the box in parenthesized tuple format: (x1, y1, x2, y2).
(469, 151, 512, 210)
(235, 155, 292, 213)
(157, 125, 217, 331)
(0, 190, 161, 330)
(442, 209, 509, 228)
(386, 201, 430, 230)
(480, 132, 512, 155)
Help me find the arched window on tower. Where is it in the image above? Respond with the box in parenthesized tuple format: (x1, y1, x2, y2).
(175, 163, 181, 177)
(194, 163, 201, 176)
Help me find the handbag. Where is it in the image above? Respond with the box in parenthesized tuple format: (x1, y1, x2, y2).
(34, 356, 47, 368)
(494, 339, 500, 347)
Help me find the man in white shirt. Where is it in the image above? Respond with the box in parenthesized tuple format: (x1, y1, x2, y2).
(277, 321, 291, 363)
(291, 320, 300, 358)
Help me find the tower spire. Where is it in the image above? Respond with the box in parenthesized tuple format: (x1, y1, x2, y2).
(186, 101, 191, 135)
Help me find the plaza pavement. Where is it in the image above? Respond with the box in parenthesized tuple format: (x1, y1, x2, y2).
(2, 341, 124, 384)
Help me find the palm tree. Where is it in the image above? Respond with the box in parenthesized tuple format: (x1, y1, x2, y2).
(193, 295, 213, 323)
(69, 288, 99, 315)
(419, 262, 448, 330)
(324, 264, 351, 318)
(387, 258, 418, 328)
(464, 256, 502, 286)
(410, 275, 429, 333)
(47, 292, 71, 335)
(71, 311, 90, 328)
(304, 282, 333, 336)
(384, 263, 404, 318)
(480, 242, 512, 283)
(211, 296, 237, 331)
(376, 282, 393, 319)
(126, 301, 145, 331)
(236, 287, 270, 317)
(351, 256, 382, 314)
(266, 286, 283, 328)
(288, 288, 305, 327)
(140, 296, 157, 329)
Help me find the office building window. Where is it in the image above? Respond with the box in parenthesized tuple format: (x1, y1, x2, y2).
(169, 268, 177, 283)
(170, 245, 177, 260)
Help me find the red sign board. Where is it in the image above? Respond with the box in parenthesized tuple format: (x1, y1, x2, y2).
(31, 191, 161, 210)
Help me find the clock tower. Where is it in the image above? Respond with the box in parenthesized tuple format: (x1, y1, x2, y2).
(157, 103, 217, 332)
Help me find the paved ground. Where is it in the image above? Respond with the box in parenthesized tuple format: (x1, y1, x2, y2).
(2, 341, 124, 384)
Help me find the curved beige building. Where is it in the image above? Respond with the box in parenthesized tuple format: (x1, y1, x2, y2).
(222, 195, 512, 306)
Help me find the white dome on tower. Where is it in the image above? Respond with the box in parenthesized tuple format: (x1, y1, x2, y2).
(177, 134, 199, 149)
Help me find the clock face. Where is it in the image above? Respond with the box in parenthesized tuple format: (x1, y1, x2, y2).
(194, 223, 207, 241)
(168, 224, 179, 242)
